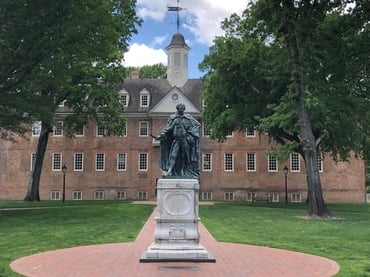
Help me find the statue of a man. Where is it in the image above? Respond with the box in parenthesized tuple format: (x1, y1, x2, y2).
(152, 103, 200, 178)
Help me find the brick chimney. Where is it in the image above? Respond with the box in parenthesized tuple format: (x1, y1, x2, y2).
(130, 71, 139, 80)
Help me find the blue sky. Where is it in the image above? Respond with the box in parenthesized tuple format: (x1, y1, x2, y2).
(123, 0, 249, 79)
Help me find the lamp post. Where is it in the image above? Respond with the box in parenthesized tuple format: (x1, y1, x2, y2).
(283, 166, 288, 205)
(62, 164, 67, 203)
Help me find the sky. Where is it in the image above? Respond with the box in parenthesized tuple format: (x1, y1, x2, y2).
(123, 0, 250, 79)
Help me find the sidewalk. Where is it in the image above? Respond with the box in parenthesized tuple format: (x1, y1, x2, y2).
(11, 208, 340, 277)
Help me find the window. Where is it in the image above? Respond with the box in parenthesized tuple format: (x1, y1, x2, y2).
(74, 153, 83, 171)
(119, 90, 130, 107)
(318, 153, 323, 172)
(117, 153, 127, 171)
(96, 125, 106, 137)
(96, 153, 105, 171)
(202, 124, 211, 137)
(30, 153, 36, 171)
(202, 153, 212, 171)
(116, 191, 126, 200)
(202, 192, 213, 201)
(72, 191, 82, 200)
(32, 121, 41, 136)
(138, 191, 148, 200)
(224, 192, 234, 201)
(267, 192, 279, 202)
(246, 126, 256, 137)
(247, 153, 256, 172)
(139, 90, 150, 107)
(53, 121, 63, 136)
(174, 52, 181, 66)
(226, 130, 233, 137)
(290, 153, 300, 172)
(139, 121, 149, 136)
(224, 153, 234, 171)
(52, 153, 62, 171)
(51, 191, 60, 200)
(291, 192, 302, 203)
(75, 126, 84, 137)
(268, 154, 278, 172)
(121, 122, 127, 137)
(94, 191, 104, 200)
(139, 152, 148, 171)
(246, 192, 257, 202)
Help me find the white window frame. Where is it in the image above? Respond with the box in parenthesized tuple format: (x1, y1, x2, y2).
(224, 153, 234, 172)
(51, 191, 60, 200)
(53, 121, 63, 136)
(139, 90, 150, 107)
(139, 152, 148, 171)
(246, 126, 256, 137)
(267, 192, 279, 202)
(224, 191, 234, 201)
(268, 154, 278, 172)
(116, 191, 126, 200)
(291, 192, 302, 203)
(121, 122, 127, 137)
(202, 192, 213, 201)
(202, 153, 212, 171)
(95, 153, 105, 171)
(290, 153, 300, 172)
(32, 121, 41, 136)
(30, 153, 36, 171)
(138, 191, 148, 200)
(226, 130, 233, 137)
(139, 121, 149, 137)
(202, 124, 211, 137)
(74, 153, 84, 171)
(246, 153, 256, 172)
(318, 152, 323, 172)
(52, 153, 62, 171)
(117, 153, 127, 171)
(119, 90, 130, 107)
(96, 125, 106, 137)
(246, 192, 257, 202)
(94, 191, 105, 200)
(72, 191, 82, 200)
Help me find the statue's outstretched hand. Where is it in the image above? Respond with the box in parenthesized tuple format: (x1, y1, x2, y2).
(150, 134, 161, 140)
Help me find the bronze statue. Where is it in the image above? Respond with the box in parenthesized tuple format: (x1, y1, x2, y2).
(151, 103, 200, 178)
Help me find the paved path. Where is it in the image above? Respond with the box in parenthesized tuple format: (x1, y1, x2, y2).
(11, 209, 340, 277)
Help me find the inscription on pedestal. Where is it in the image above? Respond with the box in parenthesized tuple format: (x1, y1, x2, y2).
(164, 192, 192, 216)
(169, 224, 186, 241)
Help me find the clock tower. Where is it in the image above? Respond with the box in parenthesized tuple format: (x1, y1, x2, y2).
(166, 33, 190, 87)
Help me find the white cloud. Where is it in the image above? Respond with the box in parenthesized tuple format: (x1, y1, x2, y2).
(137, 0, 168, 21)
(122, 43, 167, 67)
(152, 35, 168, 47)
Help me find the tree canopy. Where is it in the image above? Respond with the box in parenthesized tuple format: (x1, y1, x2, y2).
(0, 0, 141, 201)
(125, 64, 167, 79)
(200, 0, 370, 216)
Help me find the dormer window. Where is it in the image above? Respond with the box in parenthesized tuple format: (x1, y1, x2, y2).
(119, 89, 129, 107)
(140, 89, 150, 107)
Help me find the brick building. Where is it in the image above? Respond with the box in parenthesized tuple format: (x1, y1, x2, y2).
(0, 33, 366, 202)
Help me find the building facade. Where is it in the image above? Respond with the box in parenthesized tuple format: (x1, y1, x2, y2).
(0, 33, 366, 202)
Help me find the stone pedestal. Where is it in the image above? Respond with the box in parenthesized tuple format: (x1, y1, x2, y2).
(140, 178, 215, 262)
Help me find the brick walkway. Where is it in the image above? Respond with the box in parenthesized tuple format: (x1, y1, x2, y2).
(10, 208, 340, 277)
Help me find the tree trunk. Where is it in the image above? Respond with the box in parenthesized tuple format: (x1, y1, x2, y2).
(24, 121, 52, 201)
(297, 92, 331, 217)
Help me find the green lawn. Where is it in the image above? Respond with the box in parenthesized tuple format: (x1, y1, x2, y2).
(0, 201, 369, 277)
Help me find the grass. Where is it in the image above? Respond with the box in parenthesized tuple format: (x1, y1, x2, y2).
(0, 201, 369, 276)
(200, 202, 370, 277)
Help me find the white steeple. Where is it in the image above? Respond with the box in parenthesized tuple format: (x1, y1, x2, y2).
(166, 33, 190, 87)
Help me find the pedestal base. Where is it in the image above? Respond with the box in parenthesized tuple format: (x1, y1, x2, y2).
(140, 178, 215, 263)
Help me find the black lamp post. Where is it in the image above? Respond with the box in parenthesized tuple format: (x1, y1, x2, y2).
(62, 164, 67, 203)
(283, 165, 288, 204)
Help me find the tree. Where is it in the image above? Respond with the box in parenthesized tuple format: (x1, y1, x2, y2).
(0, 0, 141, 201)
(200, 0, 370, 217)
(125, 64, 167, 79)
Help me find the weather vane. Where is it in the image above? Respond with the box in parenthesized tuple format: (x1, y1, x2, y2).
(167, 0, 185, 33)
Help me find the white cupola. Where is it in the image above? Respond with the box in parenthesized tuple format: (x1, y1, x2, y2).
(166, 33, 190, 87)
